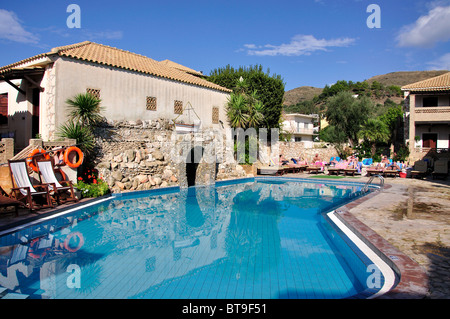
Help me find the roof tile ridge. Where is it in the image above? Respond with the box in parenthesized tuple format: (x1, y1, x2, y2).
(50, 41, 92, 54)
(87, 41, 160, 63)
(402, 71, 450, 89)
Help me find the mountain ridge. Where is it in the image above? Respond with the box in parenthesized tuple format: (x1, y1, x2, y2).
(283, 70, 449, 106)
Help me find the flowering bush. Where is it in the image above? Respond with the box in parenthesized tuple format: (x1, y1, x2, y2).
(75, 167, 110, 198)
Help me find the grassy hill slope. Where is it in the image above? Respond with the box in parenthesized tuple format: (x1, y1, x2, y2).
(284, 70, 449, 106)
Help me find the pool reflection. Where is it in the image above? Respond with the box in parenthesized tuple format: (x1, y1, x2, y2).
(0, 180, 367, 299)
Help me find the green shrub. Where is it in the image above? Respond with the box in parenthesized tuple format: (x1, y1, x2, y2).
(75, 180, 110, 198)
(75, 167, 110, 198)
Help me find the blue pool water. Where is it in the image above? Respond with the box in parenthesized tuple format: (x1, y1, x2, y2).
(0, 178, 383, 299)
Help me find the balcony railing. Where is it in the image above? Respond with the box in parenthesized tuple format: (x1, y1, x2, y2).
(415, 106, 450, 113)
(414, 106, 450, 122)
(289, 128, 314, 135)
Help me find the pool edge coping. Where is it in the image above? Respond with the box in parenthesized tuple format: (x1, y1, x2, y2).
(333, 184, 429, 299)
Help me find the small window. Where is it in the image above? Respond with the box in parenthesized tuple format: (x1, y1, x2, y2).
(212, 106, 219, 124)
(295, 137, 302, 142)
(174, 100, 183, 114)
(146, 96, 157, 111)
(0, 93, 8, 125)
(423, 96, 438, 107)
(86, 88, 101, 99)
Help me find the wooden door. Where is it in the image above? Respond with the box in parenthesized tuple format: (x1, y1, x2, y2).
(422, 133, 437, 149)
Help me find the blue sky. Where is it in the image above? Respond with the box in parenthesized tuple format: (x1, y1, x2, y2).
(0, 0, 449, 90)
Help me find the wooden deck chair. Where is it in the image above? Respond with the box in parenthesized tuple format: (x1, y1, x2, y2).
(8, 160, 53, 211)
(0, 185, 25, 216)
(37, 160, 78, 204)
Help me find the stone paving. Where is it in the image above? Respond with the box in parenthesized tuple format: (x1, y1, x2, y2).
(299, 173, 450, 299)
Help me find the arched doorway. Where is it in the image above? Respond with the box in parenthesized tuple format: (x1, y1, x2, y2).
(186, 146, 204, 187)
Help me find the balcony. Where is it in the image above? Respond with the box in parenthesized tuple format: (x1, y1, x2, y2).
(414, 106, 450, 122)
(289, 127, 314, 135)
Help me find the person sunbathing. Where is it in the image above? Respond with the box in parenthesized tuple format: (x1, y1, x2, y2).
(297, 156, 308, 165)
(279, 154, 289, 165)
(386, 161, 401, 170)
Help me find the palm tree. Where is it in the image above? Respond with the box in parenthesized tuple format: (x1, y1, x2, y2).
(359, 118, 390, 157)
(66, 93, 104, 126)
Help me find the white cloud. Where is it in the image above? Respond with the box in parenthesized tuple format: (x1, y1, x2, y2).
(0, 9, 38, 44)
(244, 34, 355, 57)
(427, 53, 450, 70)
(396, 5, 450, 47)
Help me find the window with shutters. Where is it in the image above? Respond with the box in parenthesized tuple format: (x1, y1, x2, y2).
(0, 93, 8, 125)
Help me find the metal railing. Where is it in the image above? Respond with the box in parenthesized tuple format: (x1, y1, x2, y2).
(362, 174, 384, 193)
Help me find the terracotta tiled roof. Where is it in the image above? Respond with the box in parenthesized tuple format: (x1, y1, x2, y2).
(401, 72, 450, 92)
(158, 59, 203, 76)
(0, 41, 231, 93)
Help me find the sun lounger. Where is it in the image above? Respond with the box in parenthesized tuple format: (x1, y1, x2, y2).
(410, 160, 428, 179)
(343, 168, 357, 176)
(306, 166, 323, 174)
(366, 168, 383, 176)
(37, 160, 78, 204)
(432, 160, 448, 180)
(8, 159, 54, 211)
(257, 167, 285, 176)
(285, 163, 299, 173)
(327, 167, 341, 175)
(382, 169, 400, 177)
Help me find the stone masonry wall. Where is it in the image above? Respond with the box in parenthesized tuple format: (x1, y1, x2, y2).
(279, 141, 338, 163)
(93, 121, 338, 193)
(93, 119, 246, 193)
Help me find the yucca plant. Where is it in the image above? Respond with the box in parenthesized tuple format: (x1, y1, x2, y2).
(57, 120, 95, 154)
(66, 93, 104, 126)
(246, 91, 264, 128)
(226, 93, 250, 129)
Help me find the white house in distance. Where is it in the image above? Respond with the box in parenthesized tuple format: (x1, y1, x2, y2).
(282, 113, 318, 148)
(0, 41, 231, 152)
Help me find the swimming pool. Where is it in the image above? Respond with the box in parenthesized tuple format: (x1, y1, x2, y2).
(0, 177, 396, 299)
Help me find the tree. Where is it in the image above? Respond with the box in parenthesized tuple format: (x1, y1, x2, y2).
(319, 124, 348, 156)
(325, 91, 373, 147)
(208, 65, 284, 129)
(359, 118, 390, 157)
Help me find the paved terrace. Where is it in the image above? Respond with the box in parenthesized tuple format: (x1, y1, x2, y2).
(0, 173, 448, 299)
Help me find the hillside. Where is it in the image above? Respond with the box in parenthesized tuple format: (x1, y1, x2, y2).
(283, 86, 323, 106)
(366, 70, 448, 87)
(284, 70, 449, 106)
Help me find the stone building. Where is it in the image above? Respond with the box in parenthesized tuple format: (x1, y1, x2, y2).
(0, 41, 231, 152)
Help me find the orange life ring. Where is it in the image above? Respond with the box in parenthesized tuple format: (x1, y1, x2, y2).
(64, 147, 84, 168)
(28, 238, 49, 259)
(27, 149, 50, 172)
(64, 231, 85, 252)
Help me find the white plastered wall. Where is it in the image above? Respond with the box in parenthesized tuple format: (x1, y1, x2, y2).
(51, 57, 230, 137)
